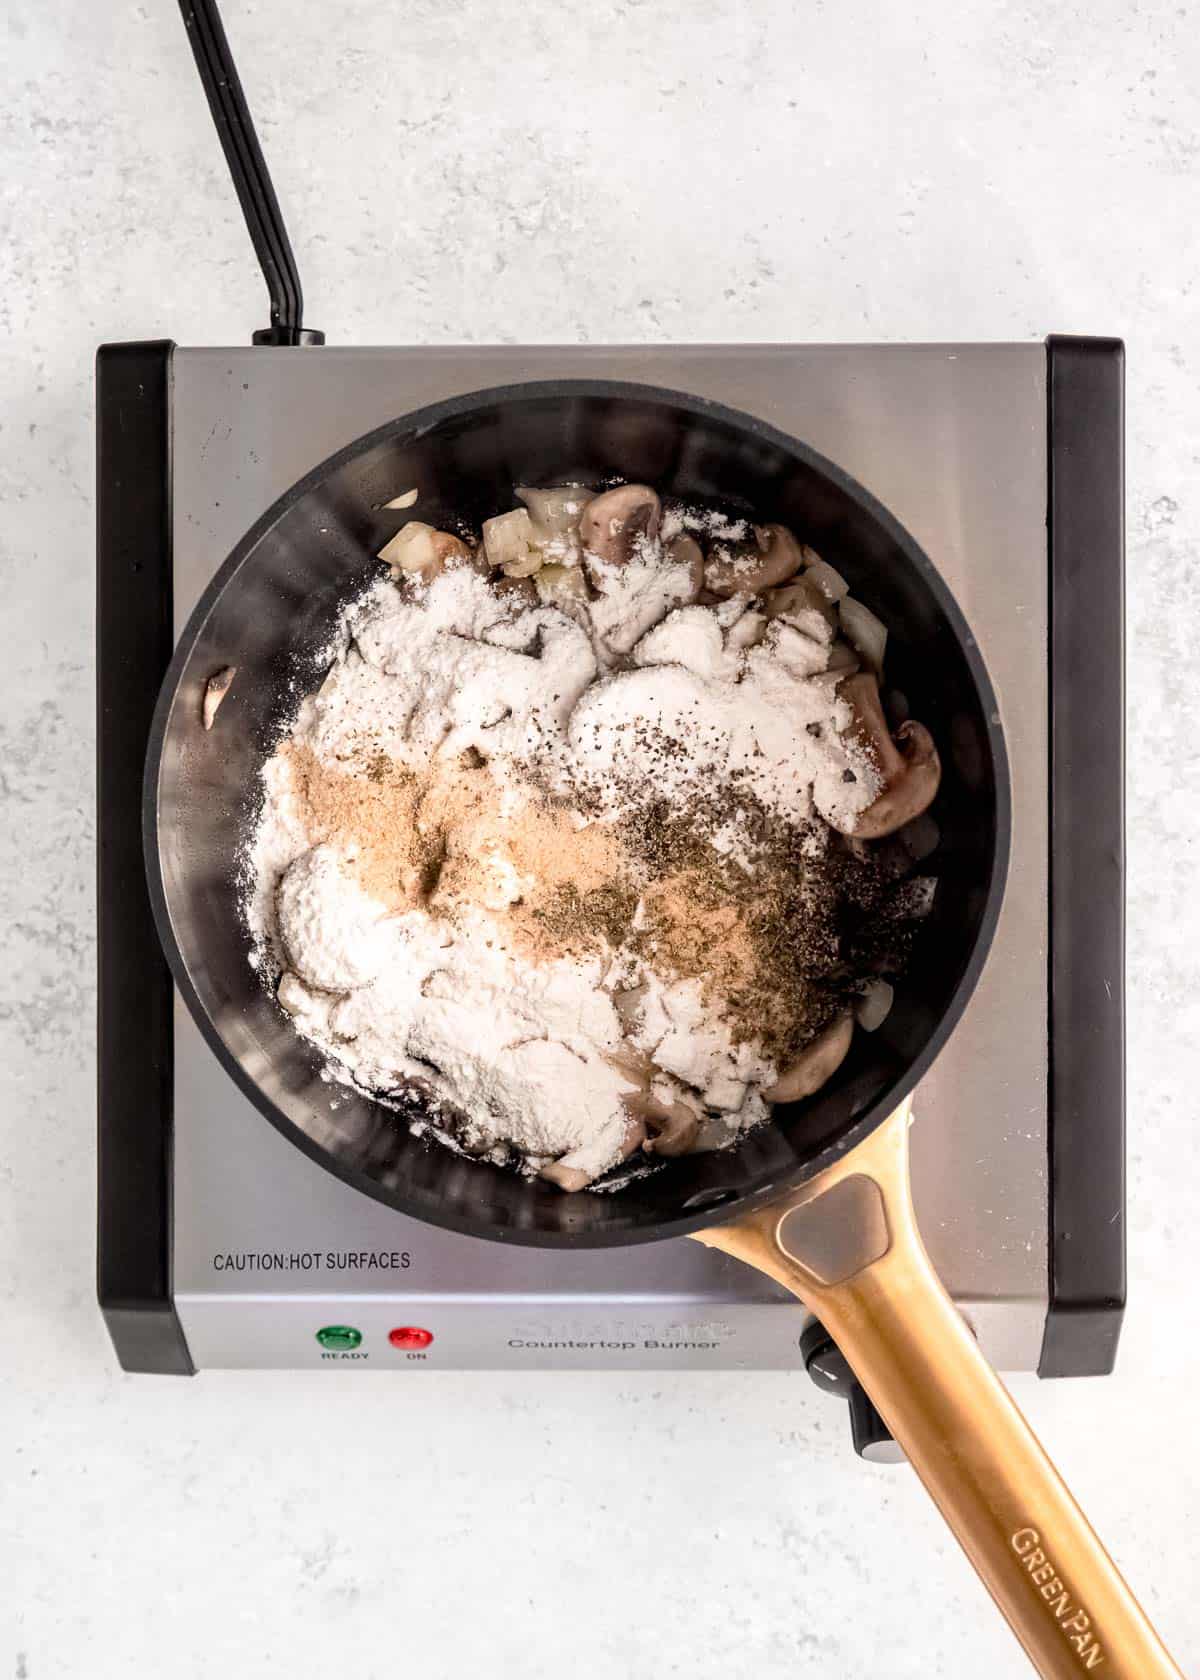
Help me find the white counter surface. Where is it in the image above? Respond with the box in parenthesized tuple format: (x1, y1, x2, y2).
(2, 2, 1198, 1674)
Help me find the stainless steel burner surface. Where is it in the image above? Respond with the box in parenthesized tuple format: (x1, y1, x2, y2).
(168, 343, 1047, 1371)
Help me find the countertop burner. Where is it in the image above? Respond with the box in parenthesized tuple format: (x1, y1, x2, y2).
(97, 339, 1123, 1451)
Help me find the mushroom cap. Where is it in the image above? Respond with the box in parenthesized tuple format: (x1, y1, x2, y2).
(378, 522, 470, 582)
(665, 531, 706, 600)
(620, 1114, 648, 1160)
(434, 531, 471, 563)
(622, 1091, 701, 1157)
(578, 484, 662, 566)
(704, 522, 806, 598)
(763, 575, 838, 632)
(852, 720, 941, 839)
(762, 1012, 855, 1105)
(826, 671, 941, 839)
(839, 671, 906, 781)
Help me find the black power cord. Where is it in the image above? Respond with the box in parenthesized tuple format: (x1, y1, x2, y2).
(177, 0, 323, 345)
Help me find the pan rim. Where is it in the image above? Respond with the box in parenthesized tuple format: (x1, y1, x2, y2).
(143, 376, 1012, 1248)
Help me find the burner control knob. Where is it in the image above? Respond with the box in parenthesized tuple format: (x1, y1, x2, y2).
(800, 1321, 905, 1465)
(848, 1385, 906, 1465)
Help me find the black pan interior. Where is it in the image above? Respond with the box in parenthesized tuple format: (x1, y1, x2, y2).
(146, 381, 1009, 1246)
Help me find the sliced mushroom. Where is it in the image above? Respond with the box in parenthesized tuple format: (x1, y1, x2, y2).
(665, 532, 705, 600)
(804, 558, 850, 603)
(838, 595, 887, 674)
(606, 1043, 654, 1092)
(378, 522, 470, 581)
(704, 522, 806, 597)
(622, 1091, 701, 1157)
(823, 639, 861, 675)
(855, 978, 895, 1032)
(759, 521, 807, 573)
(579, 484, 661, 566)
(762, 1012, 855, 1105)
(540, 1162, 592, 1193)
(837, 672, 941, 839)
(763, 575, 838, 633)
(620, 1113, 648, 1160)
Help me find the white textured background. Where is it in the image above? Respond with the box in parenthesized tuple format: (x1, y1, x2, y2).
(3, 2, 1199, 1676)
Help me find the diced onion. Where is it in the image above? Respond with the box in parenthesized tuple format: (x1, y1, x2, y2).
(855, 978, 894, 1032)
(382, 488, 419, 510)
(535, 562, 589, 608)
(516, 485, 594, 539)
(805, 559, 850, 602)
(483, 507, 541, 576)
(839, 596, 888, 674)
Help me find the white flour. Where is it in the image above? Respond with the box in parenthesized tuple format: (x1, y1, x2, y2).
(279, 879, 635, 1178)
(569, 632, 868, 838)
(585, 538, 699, 657)
(660, 502, 750, 545)
(245, 522, 881, 1184)
(303, 569, 598, 776)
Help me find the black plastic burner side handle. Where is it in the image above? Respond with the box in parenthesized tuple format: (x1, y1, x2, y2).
(1040, 336, 1126, 1380)
(96, 341, 194, 1376)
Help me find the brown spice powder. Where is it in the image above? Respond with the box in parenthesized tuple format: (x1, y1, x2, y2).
(283, 743, 635, 962)
(279, 743, 876, 1060)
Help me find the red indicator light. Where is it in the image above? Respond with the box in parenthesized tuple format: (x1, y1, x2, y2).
(389, 1326, 433, 1350)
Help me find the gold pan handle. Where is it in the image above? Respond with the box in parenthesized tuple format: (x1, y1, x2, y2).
(695, 1103, 1182, 1679)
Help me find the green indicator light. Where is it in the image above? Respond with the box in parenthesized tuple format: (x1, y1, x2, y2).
(316, 1325, 362, 1351)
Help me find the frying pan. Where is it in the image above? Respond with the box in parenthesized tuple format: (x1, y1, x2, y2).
(145, 381, 1178, 1678)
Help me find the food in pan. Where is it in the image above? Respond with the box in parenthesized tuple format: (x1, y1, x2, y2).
(243, 482, 940, 1190)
